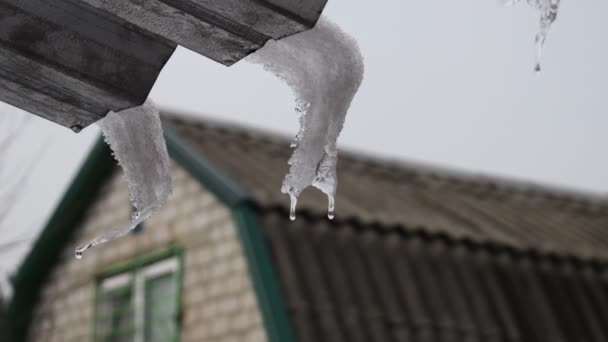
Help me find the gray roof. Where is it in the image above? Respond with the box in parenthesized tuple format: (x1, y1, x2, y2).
(164, 113, 608, 261)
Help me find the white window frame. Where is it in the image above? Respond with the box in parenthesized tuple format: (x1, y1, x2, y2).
(98, 257, 179, 342)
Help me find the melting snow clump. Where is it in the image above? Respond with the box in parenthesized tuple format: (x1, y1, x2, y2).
(247, 16, 364, 221)
(503, 0, 560, 72)
(75, 100, 171, 258)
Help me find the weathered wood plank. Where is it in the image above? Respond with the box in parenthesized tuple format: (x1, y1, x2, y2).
(0, 74, 99, 128)
(78, 0, 262, 65)
(0, 44, 136, 124)
(0, 0, 175, 128)
(11, 0, 174, 65)
(260, 0, 328, 27)
(0, 0, 325, 129)
(0, 1, 175, 99)
(78, 0, 326, 65)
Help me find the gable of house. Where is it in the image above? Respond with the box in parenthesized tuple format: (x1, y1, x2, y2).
(8, 124, 293, 342)
(21, 158, 269, 341)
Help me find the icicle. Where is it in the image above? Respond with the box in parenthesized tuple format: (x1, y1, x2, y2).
(327, 195, 335, 220)
(75, 99, 172, 258)
(289, 192, 298, 221)
(503, 0, 560, 72)
(247, 16, 364, 221)
(532, 0, 560, 73)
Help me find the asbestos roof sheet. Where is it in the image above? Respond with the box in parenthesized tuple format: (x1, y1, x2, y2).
(165, 114, 608, 261)
(163, 115, 608, 339)
(260, 212, 608, 342)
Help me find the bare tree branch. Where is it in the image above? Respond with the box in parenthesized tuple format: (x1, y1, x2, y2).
(0, 112, 46, 238)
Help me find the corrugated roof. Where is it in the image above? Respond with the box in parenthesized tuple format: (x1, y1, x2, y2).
(164, 114, 608, 261)
(164, 115, 608, 341)
(260, 211, 608, 342)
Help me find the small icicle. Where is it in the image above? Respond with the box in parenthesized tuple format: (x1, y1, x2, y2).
(75, 99, 171, 258)
(75, 242, 94, 259)
(503, 0, 560, 72)
(289, 192, 298, 221)
(70, 124, 83, 133)
(75, 248, 85, 259)
(534, 34, 544, 73)
(327, 194, 335, 220)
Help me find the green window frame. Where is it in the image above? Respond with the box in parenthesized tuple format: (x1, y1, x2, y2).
(93, 247, 183, 342)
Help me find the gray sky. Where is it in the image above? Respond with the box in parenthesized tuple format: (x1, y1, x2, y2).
(1, 0, 608, 292)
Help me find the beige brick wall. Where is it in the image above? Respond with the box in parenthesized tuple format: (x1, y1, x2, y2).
(27, 161, 267, 342)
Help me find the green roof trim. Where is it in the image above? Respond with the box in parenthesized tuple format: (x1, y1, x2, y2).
(163, 125, 296, 342)
(163, 124, 250, 207)
(8, 123, 295, 342)
(7, 136, 115, 342)
(232, 205, 296, 342)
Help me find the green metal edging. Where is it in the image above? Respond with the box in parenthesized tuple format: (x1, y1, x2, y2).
(163, 124, 249, 207)
(164, 124, 296, 342)
(232, 205, 296, 342)
(7, 136, 115, 342)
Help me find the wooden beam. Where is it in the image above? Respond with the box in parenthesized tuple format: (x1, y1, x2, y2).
(77, 0, 326, 66)
(0, 0, 176, 129)
(0, 0, 326, 129)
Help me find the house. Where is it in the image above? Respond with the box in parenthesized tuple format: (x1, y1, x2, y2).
(6, 113, 608, 342)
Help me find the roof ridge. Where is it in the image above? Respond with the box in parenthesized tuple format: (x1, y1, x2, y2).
(261, 206, 608, 264)
(160, 110, 608, 211)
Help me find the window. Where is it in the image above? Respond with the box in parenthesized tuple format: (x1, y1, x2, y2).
(95, 256, 180, 342)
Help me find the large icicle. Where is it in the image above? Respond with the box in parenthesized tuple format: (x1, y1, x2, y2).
(75, 100, 171, 258)
(247, 16, 364, 221)
(503, 0, 561, 72)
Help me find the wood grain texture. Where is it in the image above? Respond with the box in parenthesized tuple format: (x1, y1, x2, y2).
(78, 0, 326, 65)
(0, 0, 175, 128)
(78, 0, 261, 65)
(0, 0, 326, 129)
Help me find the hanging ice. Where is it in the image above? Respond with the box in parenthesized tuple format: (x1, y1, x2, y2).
(75, 100, 171, 258)
(247, 17, 364, 221)
(503, 0, 561, 72)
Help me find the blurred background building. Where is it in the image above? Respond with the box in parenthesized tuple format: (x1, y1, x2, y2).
(6, 113, 608, 342)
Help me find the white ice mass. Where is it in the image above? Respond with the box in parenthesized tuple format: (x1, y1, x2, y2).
(503, 0, 561, 72)
(247, 16, 364, 221)
(75, 100, 171, 258)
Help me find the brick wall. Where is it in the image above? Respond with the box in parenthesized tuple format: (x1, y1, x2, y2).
(27, 161, 267, 342)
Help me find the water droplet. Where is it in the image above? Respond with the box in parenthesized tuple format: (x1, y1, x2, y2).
(75, 242, 92, 259)
(327, 194, 335, 220)
(71, 124, 83, 133)
(132, 211, 140, 220)
(289, 193, 298, 221)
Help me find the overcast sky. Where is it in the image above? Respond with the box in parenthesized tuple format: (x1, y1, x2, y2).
(1, 0, 608, 292)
